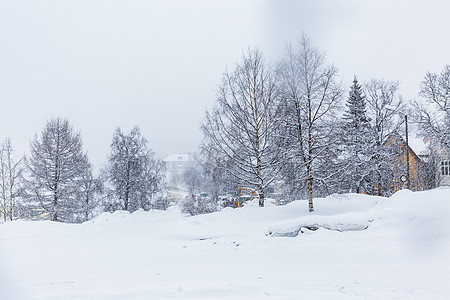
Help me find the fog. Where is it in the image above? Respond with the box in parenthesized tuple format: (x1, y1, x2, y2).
(1, 0, 449, 169)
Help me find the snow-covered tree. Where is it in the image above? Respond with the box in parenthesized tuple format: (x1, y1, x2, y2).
(201, 154, 237, 201)
(179, 151, 237, 215)
(183, 161, 204, 197)
(75, 162, 104, 222)
(201, 49, 284, 207)
(411, 65, 450, 188)
(364, 79, 405, 196)
(277, 34, 342, 212)
(182, 152, 236, 202)
(0, 138, 24, 222)
(179, 194, 218, 216)
(415, 65, 450, 148)
(339, 77, 376, 193)
(26, 118, 91, 222)
(418, 148, 438, 189)
(105, 126, 165, 212)
(179, 156, 220, 216)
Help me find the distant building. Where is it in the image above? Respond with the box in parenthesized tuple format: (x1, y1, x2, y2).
(164, 153, 193, 178)
(164, 153, 194, 203)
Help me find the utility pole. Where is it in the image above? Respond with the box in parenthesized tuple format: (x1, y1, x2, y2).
(405, 115, 411, 190)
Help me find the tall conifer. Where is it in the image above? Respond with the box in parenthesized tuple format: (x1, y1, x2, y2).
(341, 77, 374, 193)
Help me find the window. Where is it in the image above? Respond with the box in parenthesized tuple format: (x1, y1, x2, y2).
(442, 160, 450, 176)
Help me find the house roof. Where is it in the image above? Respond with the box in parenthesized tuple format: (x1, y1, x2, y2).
(385, 133, 428, 161)
(408, 135, 430, 156)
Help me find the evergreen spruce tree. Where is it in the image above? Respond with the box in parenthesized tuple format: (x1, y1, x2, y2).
(341, 77, 374, 193)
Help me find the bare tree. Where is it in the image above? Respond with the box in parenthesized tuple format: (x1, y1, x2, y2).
(183, 161, 204, 197)
(415, 65, 450, 147)
(364, 79, 405, 196)
(105, 126, 165, 212)
(26, 118, 90, 222)
(411, 65, 450, 188)
(365, 79, 404, 145)
(182, 152, 235, 202)
(0, 138, 24, 222)
(277, 34, 342, 212)
(201, 49, 283, 207)
(76, 162, 103, 222)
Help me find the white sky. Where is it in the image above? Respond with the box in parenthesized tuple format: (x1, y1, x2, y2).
(1, 0, 449, 170)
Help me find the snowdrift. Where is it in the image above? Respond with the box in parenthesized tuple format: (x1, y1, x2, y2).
(267, 212, 371, 237)
(1, 188, 450, 300)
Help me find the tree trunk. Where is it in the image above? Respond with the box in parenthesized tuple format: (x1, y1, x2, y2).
(257, 156, 264, 207)
(124, 160, 131, 211)
(53, 188, 58, 221)
(124, 187, 129, 211)
(307, 99, 314, 213)
(307, 164, 314, 212)
(259, 192, 265, 207)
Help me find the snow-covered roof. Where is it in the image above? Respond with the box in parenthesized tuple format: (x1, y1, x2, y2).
(386, 131, 429, 159)
(405, 124, 430, 156)
(408, 135, 430, 156)
(164, 153, 193, 162)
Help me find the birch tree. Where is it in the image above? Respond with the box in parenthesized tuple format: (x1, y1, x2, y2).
(277, 34, 342, 212)
(201, 49, 283, 207)
(364, 79, 405, 196)
(0, 138, 24, 222)
(415, 65, 450, 148)
(412, 65, 450, 187)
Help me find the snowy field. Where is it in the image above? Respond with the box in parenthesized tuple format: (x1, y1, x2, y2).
(1, 188, 450, 300)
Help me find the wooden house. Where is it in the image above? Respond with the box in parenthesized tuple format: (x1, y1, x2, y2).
(384, 134, 429, 193)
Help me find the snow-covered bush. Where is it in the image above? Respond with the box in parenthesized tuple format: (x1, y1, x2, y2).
(179, 196, 218, 216)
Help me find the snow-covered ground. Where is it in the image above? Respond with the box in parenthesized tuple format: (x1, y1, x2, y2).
(1, 188, 450, 299)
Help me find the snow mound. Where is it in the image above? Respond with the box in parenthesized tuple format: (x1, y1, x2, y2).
(268, 212, 371, 237)
(242, 198, 277, 208)
(91, 210, 131, 224)
(89, 207, 182, 225)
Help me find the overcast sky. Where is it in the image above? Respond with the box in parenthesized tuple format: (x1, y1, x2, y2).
(1, 0, 449, 170)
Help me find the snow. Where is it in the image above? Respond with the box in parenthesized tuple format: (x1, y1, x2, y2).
(408, 134, 429, 156)
(1, 188, 450, 299)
